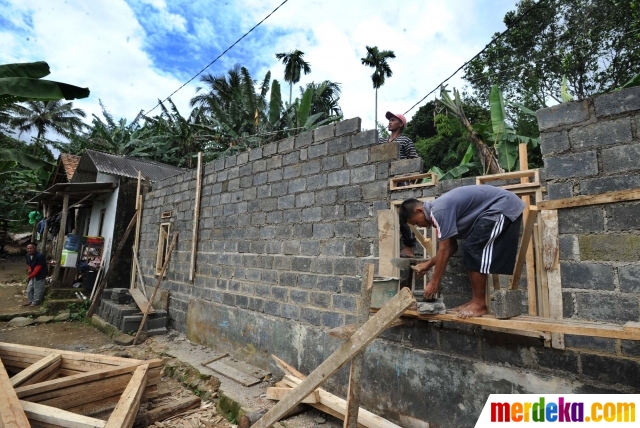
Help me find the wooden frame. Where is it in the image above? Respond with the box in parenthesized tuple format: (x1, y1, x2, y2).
(389, 172, 438, 191)
(0, 342, 161, 428)
(155, 223, 171, 276)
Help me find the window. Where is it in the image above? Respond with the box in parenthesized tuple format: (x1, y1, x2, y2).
(156, 223, 171, 275)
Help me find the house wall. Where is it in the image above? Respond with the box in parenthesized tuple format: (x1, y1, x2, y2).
(88, 172, 119, 271)
(137, 88, 640, 428)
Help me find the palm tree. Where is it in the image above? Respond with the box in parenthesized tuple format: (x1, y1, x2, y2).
(10, 100, 86, 154)
(302, 80, 343, 117)
(275, 50, 311, 105)
(360, 46, 396, 129)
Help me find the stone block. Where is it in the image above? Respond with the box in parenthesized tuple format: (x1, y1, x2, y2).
(322, 154, 344, 171)
(491, 289, 524, 319)
(580, 175, 640, 195)
(579, 234, 640, 261)
(345, 241, 370, 257)
(563, 291, 574, 318)
(333, 294, 356, 312)
(602, 143, 640, 174)
(328, 170, 350, 187)
(313, 223, 334, 239)
(607, 202, 640, 230)
(307, 174, 327, 190)
(263, 300, 281, 316)
(301, 159, 321, 176)
(277, 195, 295, 210)
(253, 172, 268, 186)
(351, 129, 377, 148)
(560, 262, 615, 289)
(570, 117, 633, 150)
(278, 137, 295, 153)
(321, 241, 345, 257)
(263, 141, 278, 156)
(362, 181, 388, 200)
(224, 155, 237, 168)
(267, 154, 282, 169)
(558, 206, 604, 234)
(536, 100, 590, 131)
(581, 353, 640, 388)
(322, 311, 344, 328)
(300, 307, 322, 326)
(335, 117, 361, 136)
(390, 158, 423, 176)
(594, 85, 640, 117)
(575, 292, 639, 322)
(236, 151, 249, 165)
(283, 209, 301, 223)
(302, 207, 322, 222)
(621, 340, 640, 357)
(308, 142, 328, 159)
(282, 152, 299, 167)
(540, 130, 570, 155)
(559, 235, 579, 260)
(249, 147, 263, 161)
(346, 202, 369, 218)
(288, 177, 306, 193)
(564, 335, 617, 353)
(292, 257, 312, 272)
(546, 182, 573, 199)
(314, 124, 335, 142)
(370, 141, 398, 162)
(345, 148, 369, 166)
(543, 151, 598, 179)
(351, 165, 376, 184)
(327, 136, 351, 154)
(267, 168, 283, 183)
(282, 165, 300, 180)
(337, 186, 361, 203)
(315, 189, 337, 205)
(617, 264, 640, 292)
(295, 131, 314, 148)
(301, 240, 321, 256)
(310, 291, 331, 308)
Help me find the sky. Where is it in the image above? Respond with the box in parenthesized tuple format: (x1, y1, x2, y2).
(0, 0, 519, 134)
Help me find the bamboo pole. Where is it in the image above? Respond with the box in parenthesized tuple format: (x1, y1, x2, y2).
(52, 194, 69, 282)
(189, 152, 203, 282)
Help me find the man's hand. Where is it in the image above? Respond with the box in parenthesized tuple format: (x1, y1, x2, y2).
(424, 280, 439, 300)
(413, 261, 433, 278)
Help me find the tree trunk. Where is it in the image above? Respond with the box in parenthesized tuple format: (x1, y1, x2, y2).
(374, 88, 378, 132)
(289, 83, 293, 106)
(461, 118, 503, 175)
(33, 130, 42, 156)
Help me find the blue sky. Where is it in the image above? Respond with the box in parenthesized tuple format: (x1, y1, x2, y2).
(0, 0, 519, 132)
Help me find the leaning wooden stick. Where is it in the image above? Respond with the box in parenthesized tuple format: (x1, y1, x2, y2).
(134, 233, 178, 345)
(87, 210, 140, 317)
(344, 263, 375, 428)
(253, 287, 415, 428)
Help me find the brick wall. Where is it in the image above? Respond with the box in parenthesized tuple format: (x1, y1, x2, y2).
(135, 103, 640, 427)
(538, 86, 640, 338)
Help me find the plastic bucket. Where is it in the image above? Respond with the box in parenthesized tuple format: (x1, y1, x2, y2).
(64, 234, 81, 251)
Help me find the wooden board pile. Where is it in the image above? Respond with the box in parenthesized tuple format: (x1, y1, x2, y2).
(0, 341, 163, 428)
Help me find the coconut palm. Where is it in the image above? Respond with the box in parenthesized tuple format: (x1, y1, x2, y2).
(10, 100, 86, 154)
(360, 46, 396, 129)
(275, 50, 311, 105)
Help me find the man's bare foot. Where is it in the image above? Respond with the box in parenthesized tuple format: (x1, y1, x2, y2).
(400, 246, 414, 258)
(456, 302, 488, 318)
(452, 301, 472, 312)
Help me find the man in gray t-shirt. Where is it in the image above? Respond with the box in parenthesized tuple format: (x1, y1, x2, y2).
(398, 185, 525, 318)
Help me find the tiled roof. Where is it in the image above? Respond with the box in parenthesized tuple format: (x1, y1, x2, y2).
(59, 153, 80, 181)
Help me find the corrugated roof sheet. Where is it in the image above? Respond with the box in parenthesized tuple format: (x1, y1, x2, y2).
(72, 150, 186, 183)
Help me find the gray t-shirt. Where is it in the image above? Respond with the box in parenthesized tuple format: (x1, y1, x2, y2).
(422, 185, 525, 241)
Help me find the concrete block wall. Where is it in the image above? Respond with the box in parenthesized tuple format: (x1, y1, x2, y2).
(134, 112, 640, 428)
(538, 87, 640, 334)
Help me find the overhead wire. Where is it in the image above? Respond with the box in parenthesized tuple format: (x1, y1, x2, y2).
(144, 0, 291, 115)
(403, 0, 548, 115)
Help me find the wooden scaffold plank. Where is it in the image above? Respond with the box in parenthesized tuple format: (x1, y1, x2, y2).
(104, 364, 149, 428)
(0, 357, 31, 428)
(10, 354, 61, 387)
(20, 401, 106, 428)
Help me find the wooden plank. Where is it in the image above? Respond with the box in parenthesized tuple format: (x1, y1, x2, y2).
(377, 210, 395, 277)
(389, 173, 437, 191)
(52, 193, 69, 282)
(21, 400, 106, 428)
(510, 206, 539, 289)
(407, 224, 432, 258)
(541, 209, 565, 349)
(205, 361, 261, 387)
(253, 288, 415, 428)
(200, 353, 229, 367)
(0, 358, 30, 428)
(11, 354, 61, 387)
(267, 387, 319, 403)
(131, 250, 146, 298)
(392, 310, 640, 340)
(130, 171, 142, 291)
(0, 343, 143, 367)
(133, 232, 178, 345)
(344, 264, 375, 428)
(222, 358, 271, 380)
(282, 375, 401, 428)
(534, 222, 550, 318)
(477, 169, 539, 183)
(518, 144, 538, 316)
(539, 188, 640, 210)
(128, 288, 155, 315)
(133, 396, 201, 428)
(104, 364, 148, 428)
(189, 152, 203, 282)
(14, 361, 158, 399)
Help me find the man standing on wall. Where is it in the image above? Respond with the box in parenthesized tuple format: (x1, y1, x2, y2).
(398, 186, 525, 318)
(24, 242, 47, 307)
(379, 111, 420, 257)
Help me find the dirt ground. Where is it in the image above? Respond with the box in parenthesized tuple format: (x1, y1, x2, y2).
(0, 259, 42, 318)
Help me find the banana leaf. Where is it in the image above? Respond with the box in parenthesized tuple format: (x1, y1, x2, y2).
(495, 140, 519, 171)
(620, 71, 640, 90)
(0, 77, 90, 102)
(0, 148, 55, 171)
(507, 101, 537, 117)
(0, 61, 50, 79)
(561, 75, 573, 102)
(297, 88, 313, 128)
(460, 143, 478, 165)
(489, 84, 514, 137)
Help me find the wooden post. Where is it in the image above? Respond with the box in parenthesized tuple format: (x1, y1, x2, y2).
(344, 263, 374, 428)
(52, 193, 70, 282)
(40, 203, 50, 260)
(253, 288, 415, 428)
(377, 210, 395, 277)
(518, 143, 537, 315)
(134, 233, 178, 345)
(510, 206, 538, 289)
(189, 152, 203, 282)
(87, 211, 139, 318)
(130, 172, 142, 290)
(541, 209, 565, 349)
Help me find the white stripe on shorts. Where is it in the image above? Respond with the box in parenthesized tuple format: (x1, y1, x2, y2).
(480, 215, 505, 274)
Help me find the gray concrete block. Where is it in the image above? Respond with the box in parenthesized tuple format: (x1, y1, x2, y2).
(278, 137, 295, 153)
(323, 205, 345, 221)
(345, 148, 369, 166)
(249, 147, 263, 161)
(337, 186, 361, 202)
(575, 292, 639, 322)
(540, 130, 570, 155)
(564, 335, 617, 353)
(267, 154, 282, 169)
(602, 143, 640, 174)
(301, 159, 321, 176)
(536, 100, 591, 131)
(559, 235, 580, 260)
(390, 158, 423, 176)
(594, 86, 640, 117)
(271, 181, 288, 197)
(351, 129, 377, 148)
(322, 154, 344, 171)
(362, 181, 388, 200)
(580, 175, 640, 195)
(313, 223, 334, 239)
(491, 289, 524, 319)
(308, 142, 328, 159)
(282, 151, 299, 166)
(560, 262, 615, 290)
(224, 155, 237, 168)
(558, 206, 604, 233)
(328, 170, 350, 187)
(277, 195, 295, 209)
(301, 240, 321, 256)
(267, 168, 283, 183)
(306, 174, 327, 190)
(288, 177, 306, 193)
(546, 182, 573, 200)
(146, 327, 168, 336)
(333, 294, 356, 312)
(335, 117, 361, 136)
(618, 264, 640, 293)
(605, 203, 640, 230)
(236, 151, 249, 165)
(295, 131, 314, 148)
(346, 202, 369, 218)
(351, 165, 376, 184)
(314, 124, 335, 142)
(543, 151, 598, 179)
(328, 136, 351, 154)
(569, 117, 633, 149)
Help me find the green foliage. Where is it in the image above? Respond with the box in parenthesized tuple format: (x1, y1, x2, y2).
(275, 50, 312, 105)
(360, 46, 396, 89)
(268, 79, 282, 125)
(464, 0, 640, 105)
(68, 300, 90, 322)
